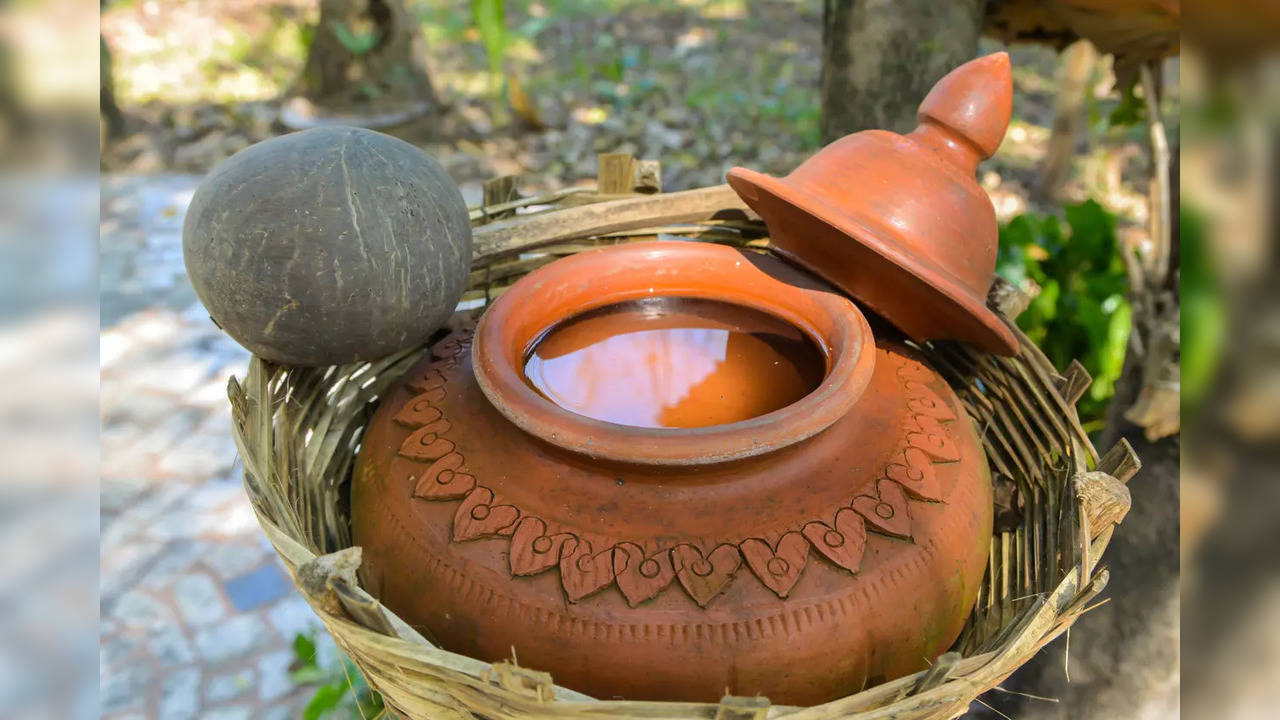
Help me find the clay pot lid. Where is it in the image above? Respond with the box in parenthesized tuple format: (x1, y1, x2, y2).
(726, 52, 1019, 356)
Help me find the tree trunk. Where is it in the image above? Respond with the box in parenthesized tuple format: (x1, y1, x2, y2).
(101, 37, 126, 139)
(1038, 40, 1097, 199)
(820, 0, 987, 142)
(292, 0, 438, 116)
(101, 1, 125, 140)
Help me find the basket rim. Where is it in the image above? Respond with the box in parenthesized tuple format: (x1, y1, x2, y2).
(230, 180, 1139, 720)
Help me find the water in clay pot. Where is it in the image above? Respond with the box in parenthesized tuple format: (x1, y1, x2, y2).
(521, 297, 827, 429)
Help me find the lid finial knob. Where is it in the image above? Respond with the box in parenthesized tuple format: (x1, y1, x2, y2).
(915, 52, 1013, 163)
(722, 51, 1020, 355)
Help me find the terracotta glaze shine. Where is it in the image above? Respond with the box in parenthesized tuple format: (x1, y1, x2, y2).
(353, 241, 994, 704)
(522, 297, 827, 429)
(726, 52, 1019, 355)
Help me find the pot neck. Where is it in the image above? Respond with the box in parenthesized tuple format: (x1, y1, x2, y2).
(469, 241, 878, 468)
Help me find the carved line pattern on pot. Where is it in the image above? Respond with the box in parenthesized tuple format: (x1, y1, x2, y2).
(368, 380, 982, 649)
(394, 323, 960, 608)
(373, 401, 989, 647)
(374, 486, 966, 649)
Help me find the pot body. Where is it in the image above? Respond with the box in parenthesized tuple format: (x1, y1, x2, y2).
(351, 244, 992, 705)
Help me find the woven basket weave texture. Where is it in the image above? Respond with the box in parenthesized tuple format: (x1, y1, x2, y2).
(229, 180, 1138, 720)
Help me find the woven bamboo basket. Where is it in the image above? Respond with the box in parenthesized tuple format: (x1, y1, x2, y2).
(229, 159, 1141, 720)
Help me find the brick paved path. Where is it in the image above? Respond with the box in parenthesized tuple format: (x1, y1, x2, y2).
(100, 175, 330, 720)
(100, 174, 485, 719)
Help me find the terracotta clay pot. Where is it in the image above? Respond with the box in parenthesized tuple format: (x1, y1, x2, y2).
(726, 52, 1019, 355)
(352, 241, 993, 704)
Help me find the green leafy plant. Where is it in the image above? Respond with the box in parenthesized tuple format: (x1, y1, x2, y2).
(1107, 78, 1145, 127)
(472, 0, 509, 85)
(996, 200, 1132, 430)
(1179, 204, 1225, 424)
(292, 633, 384, 720)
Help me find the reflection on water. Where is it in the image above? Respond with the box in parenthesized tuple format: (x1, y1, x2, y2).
(523, 297, 826, 428)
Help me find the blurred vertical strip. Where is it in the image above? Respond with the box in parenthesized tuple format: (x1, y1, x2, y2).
(0, 1, 100, 719)
(1182, 1, 1280, 718)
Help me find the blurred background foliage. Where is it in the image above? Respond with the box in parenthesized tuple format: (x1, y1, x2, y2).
(1177, 204, 1223, 427)
(100, 2, 1163, 382)
(93, 1, 1187, 718)
(289, 633, 384, 720)
(104, 0, 1163, 195)
(77, 0, 1280, 718)
(997, 200, 1131, 430)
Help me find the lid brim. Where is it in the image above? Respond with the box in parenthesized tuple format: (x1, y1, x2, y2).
(727, 167, 1019, 356)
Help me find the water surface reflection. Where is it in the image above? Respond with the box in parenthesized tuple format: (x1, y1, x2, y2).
(523, 297, 825, 428)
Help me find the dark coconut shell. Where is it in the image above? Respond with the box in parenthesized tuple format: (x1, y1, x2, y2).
(182, 126, 472, 366)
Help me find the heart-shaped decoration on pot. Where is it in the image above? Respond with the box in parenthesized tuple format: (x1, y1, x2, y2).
(406, 452, 476, 500)
(852, 479, 912, 539)
(452, 486, 519, 541)
(672, 544, 743, 607)
(904, 380, 956, 422)
(398, 420, 456, 462)
(393, 391, 445, 427)
(509, 517, 578, 576)
(560, 539, 615, 601)
(885, 447, 942, 502)
(907, 414, 960, 463)
(801, 508, 867, 572)
(740, 532, 809, 598)
(405, 364, 446, 394)
(612, 542, 676, 607)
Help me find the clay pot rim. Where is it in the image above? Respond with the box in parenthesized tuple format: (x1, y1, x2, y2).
(471, 240, 877, 466)
(726, 166, 1019, 356)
